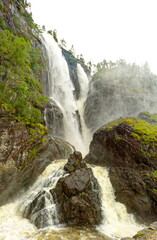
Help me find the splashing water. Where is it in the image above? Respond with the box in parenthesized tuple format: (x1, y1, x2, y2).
(76, 63, 91, 152)
(92, 165, 145, 239)
(0, 160, 145, 240)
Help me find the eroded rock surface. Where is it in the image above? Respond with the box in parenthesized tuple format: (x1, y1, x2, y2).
(53, 151, 102, 227)
(0, 112, 73, 206)
(85, 118, 157, 224)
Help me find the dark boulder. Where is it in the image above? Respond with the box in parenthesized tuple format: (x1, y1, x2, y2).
(85, 118, 157, 224)
(53, 151, 102, 226)
(64, 151, 86, 173)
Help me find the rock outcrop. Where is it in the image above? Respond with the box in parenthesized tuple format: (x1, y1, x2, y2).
(85, 118, 157, 224)
(0, 111, 73, 206)
(62, 48, 80, 99)
(53, 151, 102, 227)
(45, 99, 64, 137)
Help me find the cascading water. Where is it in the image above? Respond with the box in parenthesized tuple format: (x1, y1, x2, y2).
(19, 160, 66, 228)
(43, 33, 89, 155)
(92, 166, 144, 239)
(76, 63, 91, 150)
(0, 160, 145, 240)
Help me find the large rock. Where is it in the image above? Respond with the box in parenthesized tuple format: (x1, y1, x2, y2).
(85, 118, 157, 224)
(52, 151, 102, 227)
(0, 112, 73, 206)
(62, 48, 80, 99)
(45, 99, 64, 138)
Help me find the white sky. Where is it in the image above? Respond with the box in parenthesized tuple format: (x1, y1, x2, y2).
(29, 0, 157, 74)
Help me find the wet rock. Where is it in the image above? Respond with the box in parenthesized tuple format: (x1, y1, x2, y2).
(62, 48, 80, 99)
(132, 222, 157, 240)
(53, 151, 102, 227)
(138, 112, 157, 125)
(62, 168, 91, 196)
(0, 114, 73, 206)
(45, 99, 64, 138)
(85, 118, 157, 223)
(64, 151, 86, 173)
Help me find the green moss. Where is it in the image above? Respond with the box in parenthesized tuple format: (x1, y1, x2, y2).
(115, 134, 123, 140)
(152, 170, 157, 177)
(41, 135, 47, 144)
(153, 188, 157, 192)
(131, 132, 141, 141)
(0, 2, 3, 10)
(136, 231, 143, 236)
(103, 117, 157, 144)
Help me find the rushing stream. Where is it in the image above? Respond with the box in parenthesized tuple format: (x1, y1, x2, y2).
(0, 160, 144, 240)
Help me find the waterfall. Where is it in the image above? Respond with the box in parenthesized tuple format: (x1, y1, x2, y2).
(0, 160, 144, 240)
(43, 33, 89, 155)
(19, 160, 66, 228)
(76, 64, 91, 150)
(92, 166, 144, 239)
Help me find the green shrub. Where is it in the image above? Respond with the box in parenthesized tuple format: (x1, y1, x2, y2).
(0, 29, 48, 125)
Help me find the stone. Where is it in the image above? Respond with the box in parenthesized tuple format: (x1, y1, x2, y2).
(53, 151, 102, 227)
(64, 151, 86, 173)
(84, 118, 157, 224)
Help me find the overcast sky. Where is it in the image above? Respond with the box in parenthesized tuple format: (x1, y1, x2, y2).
(29, 0, 157, 74)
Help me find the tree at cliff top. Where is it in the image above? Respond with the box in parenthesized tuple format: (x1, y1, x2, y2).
(0, 29, 47, 124)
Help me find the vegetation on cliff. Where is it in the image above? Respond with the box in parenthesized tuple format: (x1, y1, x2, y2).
(0, 0, 48, 127)
(0, 29, 47, 124)
(85, 116, 157, 223)
(103, 117, 157, 143)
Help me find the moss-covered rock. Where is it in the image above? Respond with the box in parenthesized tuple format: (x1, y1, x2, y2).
(0, 112, 73, 206)
(85, 117, 157, 223)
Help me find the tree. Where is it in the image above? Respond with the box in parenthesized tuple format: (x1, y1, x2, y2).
(0, 30, 47, 124)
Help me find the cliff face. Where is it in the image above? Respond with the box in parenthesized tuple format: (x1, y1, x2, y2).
(84, 63, 157, 133)
(85, 117, 157, 224)
(0, 0, 73, 205)
(62, 48, 81, 100)
(0, 104, 73, 206)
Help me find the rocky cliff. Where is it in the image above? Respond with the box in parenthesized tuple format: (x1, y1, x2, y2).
(84, 62, 157, 133)
(85, 117, 157, 224)
(0, 0, 74, 205)
(0, 109, 73, 206)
